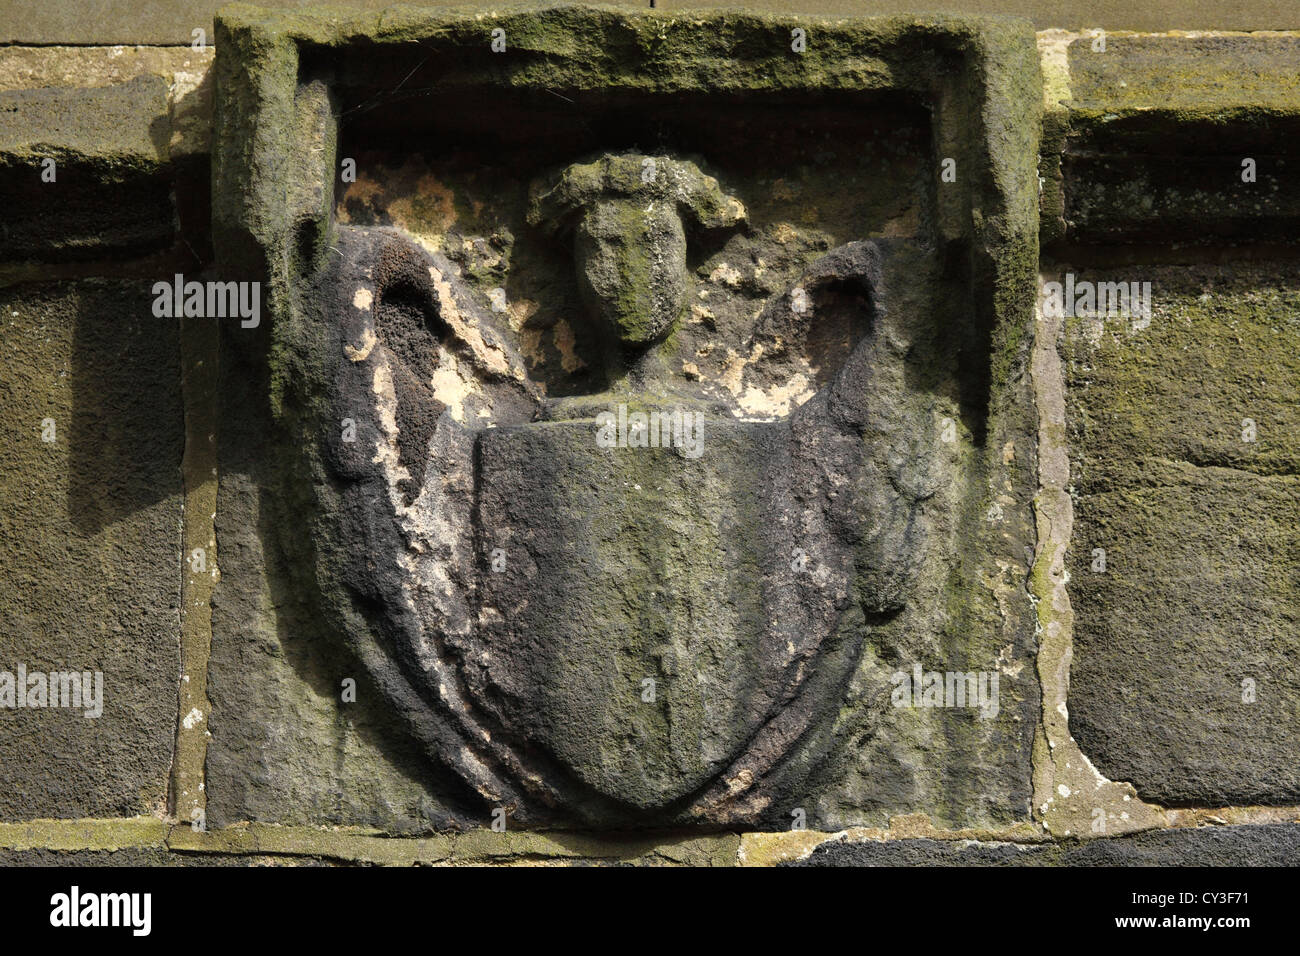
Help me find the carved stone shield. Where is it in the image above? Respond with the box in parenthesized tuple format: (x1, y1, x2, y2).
(301, 200, 928, 824)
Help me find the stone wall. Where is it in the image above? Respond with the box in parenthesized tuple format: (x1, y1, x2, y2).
(0, 2, 1296, 866)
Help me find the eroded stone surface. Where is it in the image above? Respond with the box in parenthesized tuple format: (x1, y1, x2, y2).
(0, 76, 176, 261)
(204, 347, 480, 834)
(1063, 264, 1300, 805)
(0, 281, 181, 820)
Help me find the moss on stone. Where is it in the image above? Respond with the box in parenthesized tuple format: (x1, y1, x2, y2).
(1062, 263, 1300, 806)
(209, 2, 1044, 833)
(1053, 35, 1300, 244)
(0, 817, 168, 853)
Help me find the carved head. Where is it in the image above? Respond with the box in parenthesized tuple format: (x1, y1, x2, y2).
(528, 154, 746, 349)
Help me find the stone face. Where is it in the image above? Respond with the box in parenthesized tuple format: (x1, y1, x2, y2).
(1063, 264, 1300, 805)
(528, 154, 746, 348)
(0, 281, 182, 820)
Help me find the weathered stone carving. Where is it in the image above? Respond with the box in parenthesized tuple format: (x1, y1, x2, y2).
(527, 154, 747, 350)
(210, 7, 1042, 832)
(315, 156, 932, 822)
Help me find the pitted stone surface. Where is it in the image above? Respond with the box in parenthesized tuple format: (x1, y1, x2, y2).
(0, 281, 181, 820)
(1063, 264, 1300, 805)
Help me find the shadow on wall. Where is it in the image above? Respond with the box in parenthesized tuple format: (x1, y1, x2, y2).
(68, 280, 183, 535)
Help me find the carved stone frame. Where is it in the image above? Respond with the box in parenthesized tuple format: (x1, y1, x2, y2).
(210, 2, 1043, 829)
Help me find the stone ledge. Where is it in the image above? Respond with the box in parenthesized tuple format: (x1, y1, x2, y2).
(0, 50, 213, 263)
(5, 1, 1300, 44)
(1044, 32, 1300, 244)
(788, 823, 1300, 865)
(4, 816, 1298, 865)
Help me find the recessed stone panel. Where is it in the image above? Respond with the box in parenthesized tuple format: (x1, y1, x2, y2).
(206, 6, 1043, 831)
